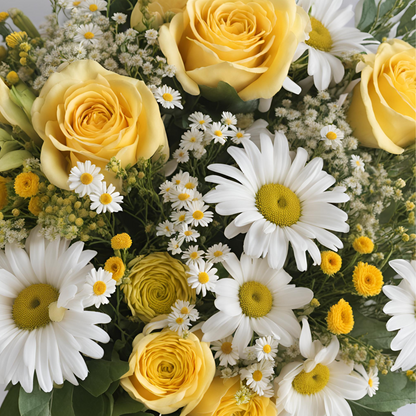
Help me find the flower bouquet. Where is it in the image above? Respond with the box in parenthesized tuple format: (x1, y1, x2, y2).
(0, 0, 415, 415)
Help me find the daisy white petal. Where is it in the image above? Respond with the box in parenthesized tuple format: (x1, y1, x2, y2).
(89, 182, 123, 214)
(154, 85, 183, 109)
(68, 160, 104, 197)
(211, 336, 239, 366)
(83, 268, 116, 308)
(187, 260, 218, 297)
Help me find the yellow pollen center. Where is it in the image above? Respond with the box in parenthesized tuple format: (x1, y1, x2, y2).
(198, 272, 210, 284)
(100, 193, 112, 205)
(89, 4, 98, 11)
(263, 344, 272, 354)
(221, 341, 233, 354)
(185, 182, 195, 189)
(215, 130, 223, 137)
(163, 93, 173, 102)
(184, 230, 193, 236)
(165, 226, 170, 232)
(253, 370, 263, 382)
(190, 252, 199, 260)
(84, 31, 95, 39)
(368, 378, 373, 387)
(175, 180, 181, 185)
(356, 161, 360, 165)
(179, 214, 186, 222)
(192, 210, 204, 220)
(236, 132, 244, 138)
(199, 120, 205, 124)
(73, 1, 81, 5)
(93, 281, 107, 295)
(306, 17, 333, 52)
(176, 317, 184, 324)
(178, 193, 190, 201)
(255, 183, 301, 227)
(239, 281, 273, 318)
(214, 250, 223, 257)
(190, 137, 196, 142)
(292, 364, 330, 395)
(80, 172, 93, 185)
(326, 132, 337, 140)
(12, 284, 59, 330)
(181, 306, 190, 314)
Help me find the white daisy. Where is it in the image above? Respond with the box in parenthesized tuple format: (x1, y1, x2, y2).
(171, 300, 199, 322)
(254, 336, 279, 362)
(0, 227, 110, 393)
(154, 85, 183, 109)
(207, 122, 230, 145)
(354, 364, 379, 398)
(156, 220, 175, 237)
(383, 259, 416, 371)
(90, 182, 123, 214)
(159, 180, 174, 203)
(173, 148, 189, 163)
(180, 129, 204, 151)
(169, 187, 194, 210)
(170, 210, 187, 225)
(201, 254, 313, 353)
(350, 155, 365, 172)
(81, 0, 107, 13)
(187, 260, 219, 297)
(181, 245, 205, 265)
(112, 12, 127, 24)
(211, 336, 239, 366)
(185, 200, 214, 227)
(188, 112, 212, 131)
(240, 360, 274, 396)
(274, 318, 367, 416)
(66, 0, 84, 10)
(229, 128, 251, 144)
(83, 268, 116, 308)
(320, 125, 344, 148)
(68, 160, 104, 197)
(204, 131, 350, 271)
(296, 0, 374, 90)
(205, 243, 231, 264)
(74, 23, 103, 46)
(178, 224, 200, 244)
(171, 171, 197, 189)
(167, 311, 190, 336)
(221, 111, 237, 128)
(167, 237, 182, 255)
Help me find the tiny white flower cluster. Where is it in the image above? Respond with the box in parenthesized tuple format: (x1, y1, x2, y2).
(167, 300, 199, 336)
(0, 218, 28, 249)
(68, 161, 123, 214)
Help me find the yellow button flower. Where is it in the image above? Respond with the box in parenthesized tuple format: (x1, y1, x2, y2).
(104, 256, 125, 282)
(327, 299, 354, 335)
(320, 251, 342, 276)
(14, 172, 39, 198)
(353, 262, 383, 297)
(353, 236, 374, 254)
(28, 196, 42, 216)
(111, 233, 132, 250)
(120, 330, 215, 415)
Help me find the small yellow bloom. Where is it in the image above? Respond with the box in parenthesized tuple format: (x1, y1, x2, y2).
(28, 196, 42, 216)
(0, 176, 10, 210)
(406, 370, 414, 379)
(327, 299, 354, 335)
(311, 298, 320, 308)
(111, 233, 132, 250)
(12, 208, 20, 217)
(5, 31, 27, 48)
(353, 262, 384, 297)
(0, 12, 9, 22)
(14, 172, 39, 198)
(320, 251, 342, 275)
(6, 71, 19, 85)
(104, 256, 125, 282)
(353, 236, 374, 254)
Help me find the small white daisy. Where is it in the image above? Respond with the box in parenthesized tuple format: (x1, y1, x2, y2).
(320, 125, 344, 148)
(187, 260, 219, 296)
(167, 311, 190, 336)
(171, 300, 199, 321)
(188, 112, 212, 131)
(167, 237, 182, 255)
(221, 111, 237, 128)
(170, 210, 187, 225)
(254, 336, 279, 362)
(83, 268, 116, 308)
(185, 200, 214, 227)
(205, 243, 231, 264)
(68, 160, 104, 197)
(159, 180, 174, 203)
(171, 170, 193, 187)
(229, 128, 251, 144)
(90, 182, 123, 214)
(145, 29, 158, 42)
(240, 360, 274, 396)
(211, 336, 239, 366)
(154, 85, 183, 109)
(178, 224, 200, 243)
(180, 129, 204, 151)
(74, 23, 103, 46)
(156, 220, 175, 237)
(207, 122, 230, 145)
(351, 155, 365, 172)
(170, 187, 195, 210)
(111, 12, 127, 24)
(66, 0, 84, 10)
(181, 245, 205, 265)
(173, 148, 189, 163)
(81, 0, 107, 13)
(354, 364, 379, 398)
(192, 144, 207, 160)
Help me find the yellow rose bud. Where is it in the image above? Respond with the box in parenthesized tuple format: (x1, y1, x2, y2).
(159, 0, 310, 101)
(120, 330, 215, 415)
(6, 71, 19, 85)
(122, 252, 195, 322)
(348, 39, 416, 154)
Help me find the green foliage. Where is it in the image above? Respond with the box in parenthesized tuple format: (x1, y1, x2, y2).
(398, 1, 416, 47)
(113, 393, 146, 416)
(18, 382, 51, 416)
(72, 386, 113, 416)
(0, 384, 20, 416)
(357, 0, 378, 32)
(51, 383, 75, 416)
(349, 401, 393, 416)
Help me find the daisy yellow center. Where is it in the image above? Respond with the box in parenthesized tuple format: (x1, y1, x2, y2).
(12, 284, 59, 330)
(179, 214, 186, 222)
(163, 93, 173, 102)
(237, 132, 244, 138)
(193, 210, 204, 220)
(199, 120, 205, 125)
(214, 250, 223, 257)
(176, 317, 184, 324)
(263, 344, 272, 354)
(190, 252, 199, 260)
(175, 180, 181, 185)
(253, 370, 263, 382)
(255, 184, 301, 227)
(89, 4, 98, 11)
(215, 130, 223, 137)
(100, 193, 112, 205)
(292, 364, 330, 395)
(326, 132, 337, 140)
(93, 281, 107, 295)
(178, 193, 190, 201)
(184, 230, 193, 236)
(80, 172, 93, 185)
(73, 1, 81, 5)
(198, 272, 210, 284)
(221, 341, 233, 354)
(239, 281, 273, 318)
(181, 306, 190, 314)
(190, 137, 197, 142)
(356, 161, 361, 165)
(185, 182, 196, 189)
(84, 31, 95, 39)
(368, 378, 373, 388)
(306, 17, 333, 52)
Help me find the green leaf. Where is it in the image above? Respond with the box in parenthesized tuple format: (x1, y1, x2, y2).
(379, 201, 397, 224)
(349, 401, 393, 416)
(397, 1, 416, 37)
(0, 384, 21, 416)
(72, 386, 111, 416)
(349, 309, 393, 350)
(18, 382, 52, 416)
(0, 149, 33, 172)
(357, 0, 378, 31)
(113, 393, 146, 416)
(51, 383, 75, 416)
(352, 371, 416, 412)
(199, 81, 259, 113)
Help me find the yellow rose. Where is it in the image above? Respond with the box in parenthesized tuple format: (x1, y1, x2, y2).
(31, 60, 168, 190)
(189, 376, 277, 416)
(158, 0, 309, 101)
(120, 330, 215, 415)
(122, 252, 195, 322)
(131, 0, 187, 30)
(348, 39, 416, 154)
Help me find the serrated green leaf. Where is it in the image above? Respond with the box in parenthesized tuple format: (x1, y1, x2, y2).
(0, 384, 20, 416)
(113, 393, 146, 416)
(18, 382, 52, 416)
(357, 0, 378, 31)
(349, 400, 393, 416)
(397, 1, 416, 37)
(51, 383, 75, 416)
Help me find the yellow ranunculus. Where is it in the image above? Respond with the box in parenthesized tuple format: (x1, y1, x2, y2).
(159, 0, 310, 101)
(348, 39, 416, 154)
(122, 252, 195, 323)
(120, 330, 216, 415)
(189, 376, 277, 416)
(31, 60, 168, 190)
